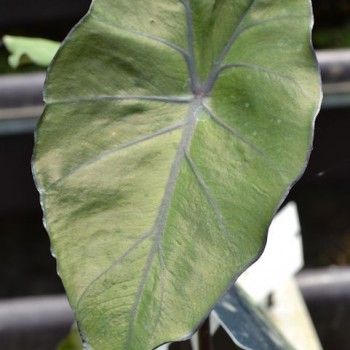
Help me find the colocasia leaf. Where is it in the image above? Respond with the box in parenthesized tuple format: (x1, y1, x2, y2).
(33, 1, 321, 349)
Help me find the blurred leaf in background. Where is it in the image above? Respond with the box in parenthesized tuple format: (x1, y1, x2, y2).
(3, 35, 60, 68)
(57, 323, 83, 350)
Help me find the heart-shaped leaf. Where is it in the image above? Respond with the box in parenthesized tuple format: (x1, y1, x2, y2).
(33, 0, 321, 349)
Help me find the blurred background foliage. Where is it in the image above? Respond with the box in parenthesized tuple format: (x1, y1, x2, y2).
(313, 0, 350, 48)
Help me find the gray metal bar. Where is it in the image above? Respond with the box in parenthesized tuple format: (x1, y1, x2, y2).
(297, 267, 350, 349)
(297, 267, 350, 300)
(0, 72, 45, 109)
(0, 73, 44, 135)
(318, 50, 350, 109)
(0, 295, 75, 350)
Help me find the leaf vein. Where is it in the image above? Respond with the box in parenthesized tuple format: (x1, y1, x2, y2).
(179, 0, 199, 92)
(203, 105, 281, 173)
(76, 229, 154, 309)
(125, 99, 201, 347)
(237, 15, 309, 37)
(49, 95, 193, 106)
(129, 30, 189, 59)
(93, 17, 188, 59)
(185, 153, 237, 256)
(218, 63, 299, 86)
(126, 230, 158, 349)
(147, 250, 167, 346)
(47, 123, 185, 191)
(205, 0, 257, 91)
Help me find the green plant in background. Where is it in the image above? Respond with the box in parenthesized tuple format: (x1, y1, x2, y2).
(58, 324, 84, 350)
(3, 35, 60, 68)
(32, 0, 322, 349)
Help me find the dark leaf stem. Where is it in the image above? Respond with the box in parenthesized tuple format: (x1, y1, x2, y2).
(198, 317, 214, 350)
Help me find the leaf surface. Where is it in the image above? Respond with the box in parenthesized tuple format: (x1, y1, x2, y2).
(33, 0, 321, 349)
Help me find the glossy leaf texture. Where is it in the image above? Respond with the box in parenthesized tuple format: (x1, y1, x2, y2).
(33, 0, 322, 349)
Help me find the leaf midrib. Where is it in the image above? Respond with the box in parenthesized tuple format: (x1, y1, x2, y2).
(50, 1, 301, 347)
(50, 0, 284, 304)
(125, 97, 202, 349)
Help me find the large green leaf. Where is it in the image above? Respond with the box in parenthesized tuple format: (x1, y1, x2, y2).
(33, 0, 321, 349)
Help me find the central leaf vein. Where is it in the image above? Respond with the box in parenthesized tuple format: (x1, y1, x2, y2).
(126, 99, 202, 348)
